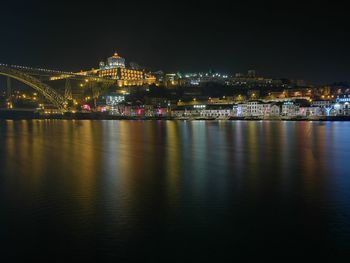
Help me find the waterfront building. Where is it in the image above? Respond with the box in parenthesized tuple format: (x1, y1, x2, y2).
(130, 106, 145, 117)
(172, 107, 188, 118)
(333, 95, 350, 115)
(312, 100, 333, 107)
(199, 104, 232, 118)
(299, 107, 322, 117)
(261, 103, 272, 117)
(171, 106, 204, 118)
(234, 102, 281, 118)
(236, 103, 247, 117)
(144, 105, 155, 117)
(232, 105, 239, 117)
(154, 107, 168, 117)
(170, 98, 350, 119)
(282, 101, 300, 117)
(246, 101, 264, 117)
(171, 104, 232, 118)
(269, 104, 281, 117)
(107, 104, 129, 116)
(336, 94, 350, 103)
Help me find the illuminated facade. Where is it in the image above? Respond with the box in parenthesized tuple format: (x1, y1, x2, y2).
(99, 52, 125, 69)
(97, 52, 152, 87)
(99, 68, 144, 80)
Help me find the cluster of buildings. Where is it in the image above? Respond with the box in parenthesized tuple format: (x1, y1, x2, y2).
(68, 52, 346, 105)
(172, 96, 350, 119)
(95, 93, 169, 117)
(155, 70, 287, 89)
(3, 51, 350, 120)
(92, 93, 350, 119)
(80, 53, 288, 91)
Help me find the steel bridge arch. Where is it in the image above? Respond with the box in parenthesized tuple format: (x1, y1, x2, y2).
(0, 65, 67, 112)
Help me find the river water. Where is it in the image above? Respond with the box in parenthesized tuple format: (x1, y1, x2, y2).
(1, 120, 350, 261)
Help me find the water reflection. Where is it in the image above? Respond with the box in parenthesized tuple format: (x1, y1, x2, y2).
(1, 120, 350, 261)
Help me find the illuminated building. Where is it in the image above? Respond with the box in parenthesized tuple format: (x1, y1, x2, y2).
(99, 67, 144, 82)
(336, 95, 350, 103)
(97, 52, 155, 87)
(198, 105, 232, 118)
(164, 73, 179, 88)
(96, 92, 126, 114)
(99, 52, 125, 69)
(298, 107, 322, 117)
(71, 52, 156, 88)
(334, 95, 350, 115)
(269, 104, 281, 117)
(282, 101, 300, 116)
(312, 100, 332, 107)
(144, 73, 156, 85)
(106, 94, 125, 106)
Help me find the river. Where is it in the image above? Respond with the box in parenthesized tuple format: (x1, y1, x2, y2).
(1, 120, 350, 261)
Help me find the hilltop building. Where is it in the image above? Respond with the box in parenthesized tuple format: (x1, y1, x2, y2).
(76, 52, 155, 88)
(99, 52, 126, 69)
(98, 52, 145, 86)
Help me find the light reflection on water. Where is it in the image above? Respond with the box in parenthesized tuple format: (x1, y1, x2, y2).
(0, 120, 350, 261)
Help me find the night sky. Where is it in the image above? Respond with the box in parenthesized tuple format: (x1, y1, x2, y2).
(0, 1, 349, 83)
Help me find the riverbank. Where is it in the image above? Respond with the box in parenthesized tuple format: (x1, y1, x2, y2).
(2, 109, 350, 121)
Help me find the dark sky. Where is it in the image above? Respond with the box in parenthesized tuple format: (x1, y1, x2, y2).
(0, 0, 349, 83)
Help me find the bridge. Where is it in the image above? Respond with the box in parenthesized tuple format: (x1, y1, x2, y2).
(0, 64, 115, 112)
(0, 65, 68, 111)
(3, 64, 115, 82)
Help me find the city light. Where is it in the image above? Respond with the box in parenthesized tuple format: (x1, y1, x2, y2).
(193, 105, 206, 109)
(1, 55, 349, 120)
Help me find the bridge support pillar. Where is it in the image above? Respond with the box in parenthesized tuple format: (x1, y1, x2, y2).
(6, 76, 11, 100)
(64, 78, 72, 100)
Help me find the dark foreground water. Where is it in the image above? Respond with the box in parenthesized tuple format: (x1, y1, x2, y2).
(1, 120, 350, 262)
